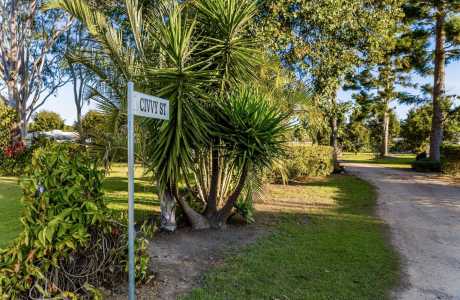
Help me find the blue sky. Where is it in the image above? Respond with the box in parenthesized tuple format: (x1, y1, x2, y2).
(42, 61, 460, 125)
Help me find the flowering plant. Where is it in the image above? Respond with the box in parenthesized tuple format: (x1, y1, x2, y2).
(3, 141, 26, 158)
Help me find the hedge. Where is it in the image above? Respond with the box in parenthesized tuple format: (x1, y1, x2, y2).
(275, 144, 334, 180)
(411, 158, 442, 172)
(441, 144, 460, 176)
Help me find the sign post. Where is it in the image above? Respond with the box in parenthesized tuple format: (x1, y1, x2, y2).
(127, 82, 169, 299)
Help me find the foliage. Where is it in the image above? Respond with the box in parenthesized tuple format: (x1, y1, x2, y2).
(0, 101, 16, 149)
(260, 0, 403, 157)
(402, 0, 460, 160)
(0, 143, 151, 298)
(80, 110, 107, 143)
(0, 142, 35, 177)
(273, 144, 334, 180)
(441, 144, 460, 176)
(341, 114, 372, 153)
(411, 158, 442, 173)
(400, 102, 460, 152)
(29, 111, 65, 132)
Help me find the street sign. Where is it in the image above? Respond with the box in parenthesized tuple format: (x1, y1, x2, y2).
(127, 82, 169, 300)
(132, 90, 169, 120)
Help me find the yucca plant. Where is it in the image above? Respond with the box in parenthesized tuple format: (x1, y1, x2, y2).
(46, 0, 289, 229)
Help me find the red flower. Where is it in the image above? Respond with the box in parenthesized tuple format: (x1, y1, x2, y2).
(3, 141, 26, 158)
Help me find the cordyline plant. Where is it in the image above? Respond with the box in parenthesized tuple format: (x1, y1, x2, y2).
(46, 0, 290, 230)
(0, 143, 151, 298)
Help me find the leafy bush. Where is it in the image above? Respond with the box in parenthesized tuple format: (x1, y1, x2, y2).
(0, 101, 15, 149)
(0, 142, 34, 177)
(274, 144, 334, 180)
(441, 144, 460, 176)
(0, 143, 151, 298)
(29, 110, 65, 132)
(415, 152, 427, 161)
(411, 158, 442, 172)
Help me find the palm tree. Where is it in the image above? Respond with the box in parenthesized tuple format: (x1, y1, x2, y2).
(47, 0, 289, 229)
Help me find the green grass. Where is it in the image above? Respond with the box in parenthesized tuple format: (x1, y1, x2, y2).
(185, 175, 400, 300)
(0, 166, 400, 299)
(0, 177, 22, 248)
(103, 163, 159, 220)
(341, 152, 415, 169)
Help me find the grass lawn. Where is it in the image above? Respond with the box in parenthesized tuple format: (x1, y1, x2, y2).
(0, 166, 400, 299)
(103, 163, 159, 220)
(341, 152, 415, 169)
(0, 177, 22, 248)
(185, 175, 400, 300)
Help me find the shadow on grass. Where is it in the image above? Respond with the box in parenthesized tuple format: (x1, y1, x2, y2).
(103, 176, 158, 194)
(183, 175, 401, 300)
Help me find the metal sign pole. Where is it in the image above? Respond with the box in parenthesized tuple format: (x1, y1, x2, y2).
(127, 81, 136, 300)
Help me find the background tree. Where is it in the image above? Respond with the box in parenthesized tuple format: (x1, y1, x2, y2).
(344, 21, 424, 157)
(62, 23, 95, 137)
(260, 0, 403, 163)
(29, 110, 65, 132)
(400, 101, 460, 152)
(403, 1, 460, 160)
(0, 0, 73, 139)
(79, 110, 108, 143)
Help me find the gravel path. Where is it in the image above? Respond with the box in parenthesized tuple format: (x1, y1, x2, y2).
(345, 163, 460, 300)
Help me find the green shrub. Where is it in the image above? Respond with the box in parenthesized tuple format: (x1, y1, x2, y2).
(0, 101, 15, 149)
(0, 138, 51, 177)
(274, 144, 334, 180)
(0, 143, 151, 298)
(441, 144, 460, 176)
(0, 144, 34, 177)
(411, 158, 442, 172)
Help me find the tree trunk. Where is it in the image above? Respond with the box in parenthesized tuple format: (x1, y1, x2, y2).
(381, 109, 390, 157)
(176, 194, 210, 230)
(329, 94, 339, 169)
(210, 164, 249, 228)
(177, 164, 249, 230)
(19, 108, 27, 142)
(204, 146, 219, 217)
(330, 116, 338, 161)
(159, 190, 177, 232)
(430, 6, 446, 162)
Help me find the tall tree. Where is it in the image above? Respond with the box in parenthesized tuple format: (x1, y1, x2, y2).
(0, 0, 72, 140)
(62, 23, 94, 138)
(344, 31, 422, 157)
(260, 0, 403, 163)
(403, 1, 460, 161)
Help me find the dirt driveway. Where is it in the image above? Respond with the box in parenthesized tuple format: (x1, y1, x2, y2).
(345, 163, 460, 300)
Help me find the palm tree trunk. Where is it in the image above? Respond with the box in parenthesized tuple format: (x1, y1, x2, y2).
(211, 164, 249, 228)
(159, 189, 177, 232)
(430, 5, 446, 162)
(204, 146, 219, 217)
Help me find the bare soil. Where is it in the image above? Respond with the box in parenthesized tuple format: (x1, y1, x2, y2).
(106, 222, 269, 299)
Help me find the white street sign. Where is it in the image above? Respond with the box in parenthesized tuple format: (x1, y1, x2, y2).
(127, 82, 169, 300)
(133, 91, 169, 120)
